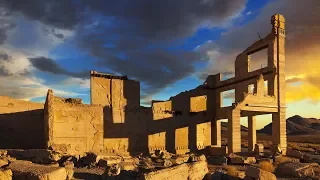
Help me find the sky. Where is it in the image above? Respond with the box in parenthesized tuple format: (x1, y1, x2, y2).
(0, 0, 320, 129)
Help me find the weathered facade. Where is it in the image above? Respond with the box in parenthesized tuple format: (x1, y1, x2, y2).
(0, 14, 287, 155)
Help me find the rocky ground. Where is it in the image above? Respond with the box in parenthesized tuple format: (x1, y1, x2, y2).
(0, 145, 320, 180)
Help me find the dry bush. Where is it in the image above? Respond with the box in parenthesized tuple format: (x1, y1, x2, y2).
(259, 161, 275, 173)
(224, 166, 238, 177)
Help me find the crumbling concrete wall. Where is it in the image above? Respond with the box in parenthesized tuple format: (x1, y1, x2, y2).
(0, 96, 44, 149)
(45, 90, 104, 155)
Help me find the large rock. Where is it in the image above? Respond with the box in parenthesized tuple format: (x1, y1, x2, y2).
(246, 166, 276, 180)
(0, 169, 12, 180)
(207, 156, 227, 165)
(7, 149, 53, 164)
(188, 161, 209, 180)
(271, 144, 283, 155)
(138, 160, 208, 180)
(287, 149, 304, 159)
(230, 156, 256, 164)
(303, 154, 320, 164)
(275, 162, 318, 178)
(254, 144, 264, 153)
(9, 160, 67, 180)
(172, 155, 190, 165)
(188, 154, 206, 162)
(0, 159, 8, 167)
(207, 146, 227, 156)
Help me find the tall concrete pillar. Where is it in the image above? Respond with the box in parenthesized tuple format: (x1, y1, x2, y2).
(248, 115, 256, 152)
(211, 119, 221, 147)
(270, 14, 287, 154)
(272, 107, 287, 153)
(228, 109, 241, 153)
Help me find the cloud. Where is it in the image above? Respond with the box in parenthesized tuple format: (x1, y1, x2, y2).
(29, 56, 88, 78)
(0, 0, 248, 99)
(0, 7, 15, 45)
(0, 49, 85, 100)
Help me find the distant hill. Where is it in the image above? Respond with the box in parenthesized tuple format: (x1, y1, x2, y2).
(257, 115, 320, 135)
(221, 122, 248, 133)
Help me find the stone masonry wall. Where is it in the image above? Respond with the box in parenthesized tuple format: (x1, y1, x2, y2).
(0, 96, 44, 149)
(45, 90, 104, 155)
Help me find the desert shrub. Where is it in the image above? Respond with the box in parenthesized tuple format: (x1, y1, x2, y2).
(224, 166, 238, 177)
(259, 161, 275, 173)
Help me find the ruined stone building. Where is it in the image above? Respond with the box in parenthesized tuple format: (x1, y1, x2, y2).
(0, 14, 287, 155)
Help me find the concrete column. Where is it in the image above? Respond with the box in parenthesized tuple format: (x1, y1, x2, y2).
(211, 119, 221, 147)
(228, 109, 241, 153)
(272, 107, 287, 154)
(248, 115, 256, 152)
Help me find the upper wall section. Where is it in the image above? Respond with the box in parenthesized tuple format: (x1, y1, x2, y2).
(203, 14, 286, 106)
(45, 90, 104, 155)
(90, 70, 140, 109)
(0, 96, 45, 149)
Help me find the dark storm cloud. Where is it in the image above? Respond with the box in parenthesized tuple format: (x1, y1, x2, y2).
(29, 57, 87, 78)
(0, 7, 15, 44)
(0, 51, 12, 62)
(0, 0, 81, 30)
(1, 0, 248, 97)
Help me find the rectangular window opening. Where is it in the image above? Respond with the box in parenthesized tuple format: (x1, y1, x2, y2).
(221, 89, 235, 107)
(249, 48, 268, 72)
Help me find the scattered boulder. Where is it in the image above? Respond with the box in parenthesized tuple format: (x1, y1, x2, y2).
(7, 149, 52, 164)
(49, 151, 63, 162)
(160, 151, 172, 159)
(9, 160, 67, 180)
(0, 169, 12, 180)
(246, 166, 276, 180)
(257, 158, 273, 164)
(188, 161, 209, 180)
(163, 159, 173, 167)
(62, 161, 74, 180)
(275, 162, 318, 178)
(172, 155, 190, 165)
(138, 160, 208, 180)
(0, 150, 7, 157)
(207, 156, 227, 165)
(230, 156, 256, 165)
(104, 164, 121, 177)
(138, 163, 189, 180)
(271, 144, 283, 155)
(188, 154, 206, 162)
(303, 154, 320, 164)
(287, 149, 304, 159)
(0, 159, 8, 168)
(254, 144, 264, 153)
(207, 146, 227, 156)
(211, 171, 224, 180)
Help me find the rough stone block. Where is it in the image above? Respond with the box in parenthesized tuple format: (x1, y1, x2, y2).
(172, 155, 190, 165)
(303, 154, 320, 164)
(207, 156, 227, 165)
(188, 161, 209, 180)
(0, 169, 12, 180)
(139, 164, 189, 180)
(9, 160, 67, 180)
(275, 162, 318, 178)
(230, 156, 256, 164)
(254, 144, 264, 153)
(287, 149, 304, 159)
(246, 166, 276, 180)
(207, 146, 227, 156)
